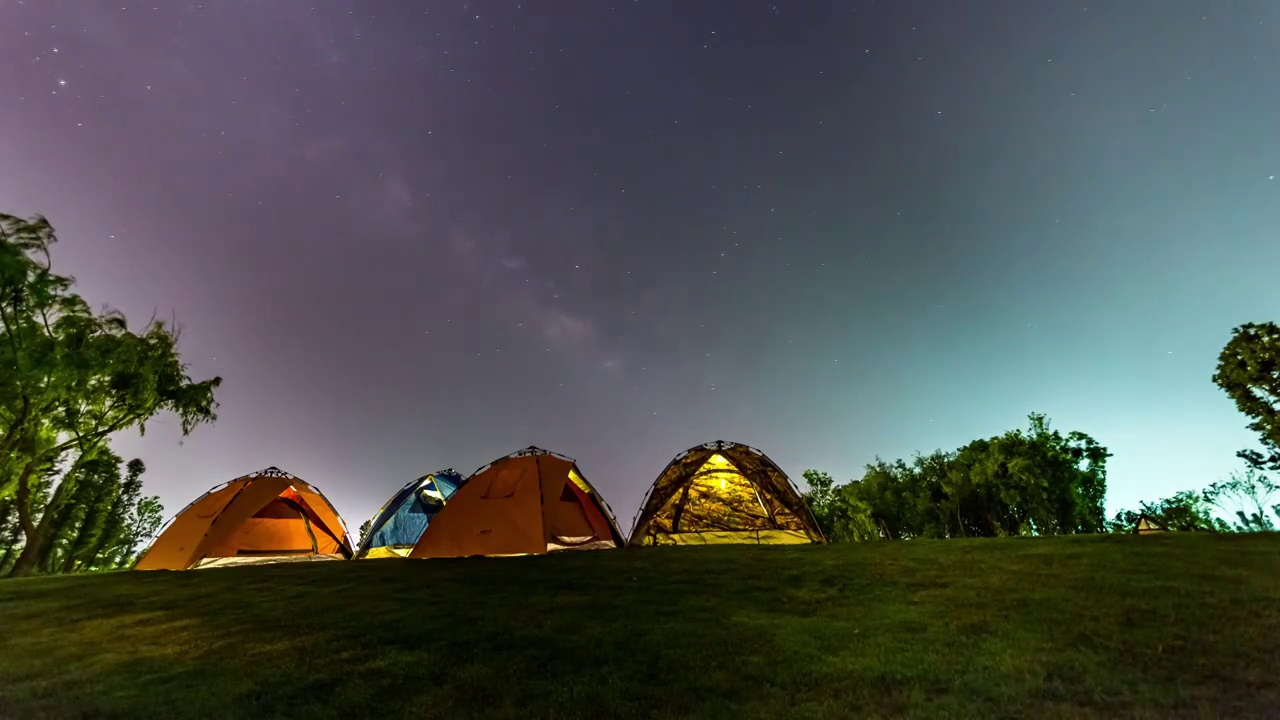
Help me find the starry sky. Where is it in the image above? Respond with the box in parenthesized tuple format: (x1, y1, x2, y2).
(2, 1, 1278, 534)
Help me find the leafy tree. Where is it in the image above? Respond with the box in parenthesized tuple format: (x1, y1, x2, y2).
(42, 453, 123, 573)
(801, 470, 837, 538)
(1203, 468, 1279, 532)
(826, 489, 882, 542)
(74, 457, 155, 571)
(801, 469, 880, 542)
(358, 518, 372, 547)
(0, 499, 18, 575)
(1214, 322, 1280, 473)
(0, 213, 221, 576)
(839, 414, 1110, 540)
(1109, 490, 1227, 533)
(120, 494, 165, 567)
(0, 451, 163, 573)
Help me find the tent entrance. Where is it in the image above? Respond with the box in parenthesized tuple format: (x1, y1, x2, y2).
(653, 454, 801, 535)
(629, 442, 826, 547)
(204, 497, 325, 558)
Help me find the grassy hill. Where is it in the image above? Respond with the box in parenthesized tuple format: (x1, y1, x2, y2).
(1, 533, 1278, 719)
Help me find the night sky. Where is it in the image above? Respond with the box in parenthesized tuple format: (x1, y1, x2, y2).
(3, 1, 1278, 533)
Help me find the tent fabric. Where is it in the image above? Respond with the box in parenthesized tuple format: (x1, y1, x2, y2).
(192, 553, 347, 569)
(134, 466, 354, 570)
(629, 440, 826, 546)
(1135, 515, 1168, 534)
(356, 470, 467, 559)
(408, 447, 624, 559)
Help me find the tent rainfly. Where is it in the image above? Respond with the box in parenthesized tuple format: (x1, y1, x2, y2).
(134, 466, 353, 570)
(629, 440, 826, 546)
(409, 447, 624, 559)
(356, 470, 467, 559)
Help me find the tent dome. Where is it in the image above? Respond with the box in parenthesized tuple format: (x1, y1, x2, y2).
(409, 447, 624, 559)
(356, 470, 467, 559)
(629, 441, 825, 546)
(135, 466, 353, 570)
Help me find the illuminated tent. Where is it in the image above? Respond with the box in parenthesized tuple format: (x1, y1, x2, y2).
(356, 470, 467, 559)
(1134, 514, 1168, 535)
(629, 440, 825, 546)
(409, 447, 624, 559)
(135, 466, 353, 570)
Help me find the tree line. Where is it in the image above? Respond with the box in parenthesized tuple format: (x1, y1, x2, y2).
(0, 213, 221, 577)
(801, 322, 1280, 541)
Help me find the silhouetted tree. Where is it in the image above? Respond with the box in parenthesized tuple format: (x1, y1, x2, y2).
(1214, 322, 1280, 473)
(1203, 469, 1279, 532)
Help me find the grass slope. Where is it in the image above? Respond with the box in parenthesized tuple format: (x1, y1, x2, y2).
(1, 533, 1279, 719)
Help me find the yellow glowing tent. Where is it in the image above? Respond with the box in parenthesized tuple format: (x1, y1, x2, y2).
(1134, 514, 1168, 535)
(409, 447, 624, 559)
(628, 440, 825, 546)
(134, 466, 353, 570)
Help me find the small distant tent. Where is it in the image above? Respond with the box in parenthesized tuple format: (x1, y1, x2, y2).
(1134, 514, 1168, 535)
(629, 440, 826, 546)
(356, 470, 467, 559)
(408, 447, 624, 559)
(134, 466, 353, 570)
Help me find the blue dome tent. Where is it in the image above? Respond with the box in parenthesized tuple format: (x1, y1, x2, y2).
(356, 470, 467, 558)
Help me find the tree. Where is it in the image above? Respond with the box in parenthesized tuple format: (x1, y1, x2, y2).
(42, 453, 124, 573)
(826, 488, 881, 542)
(801, 470, 837, 538)
(959, 414, 1110, 536)
(121, 495, 165, 566)
(0, 451, 165, 573)
(1203, 468, 1279, 532)
(801, 469, 880, 542)
(1214, 322, 1280, 473)
(1109, 490, 1227, 533)
(358, 518, 372, 547)
(75, 457, 156, 571)
(0, 498, 19, 575)
(0, 213, 221, 576)
(839, 414, 1111, 540)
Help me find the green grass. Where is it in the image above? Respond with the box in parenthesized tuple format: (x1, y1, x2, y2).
(1, 533, 1279, 719)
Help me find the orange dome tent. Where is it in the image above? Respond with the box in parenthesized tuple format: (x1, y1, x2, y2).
(629, 440, 826, 546)
(135, 466, 353, 570)
(409, 447, 624, 559)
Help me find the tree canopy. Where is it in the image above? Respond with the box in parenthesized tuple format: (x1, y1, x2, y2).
(1203, 469, 1279, 532)
(0, 213, 221, 576)
(1214, 322, 1280, 473)
(802, 413, 1112, 542)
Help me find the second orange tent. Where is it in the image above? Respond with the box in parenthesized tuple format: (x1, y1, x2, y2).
(408, 446, 624, 559)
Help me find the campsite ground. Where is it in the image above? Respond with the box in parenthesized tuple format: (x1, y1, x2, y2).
(1, 533, 1278, 719)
